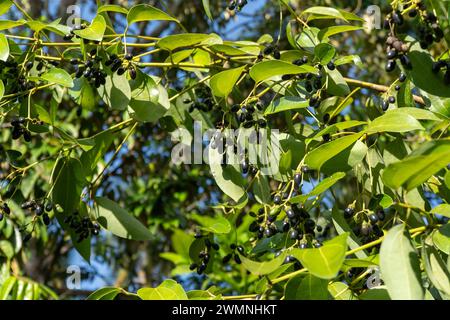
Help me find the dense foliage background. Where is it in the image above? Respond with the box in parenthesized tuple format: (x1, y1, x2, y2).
(0, 0, 449, 300)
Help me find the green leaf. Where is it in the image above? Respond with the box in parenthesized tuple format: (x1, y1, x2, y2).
(379, 224, 424, 300)
(97, 4, 128, 15)
(422, 242, 450, 295)
(73, 15, 106, 42)
(290, 233, 349, 279)
(309, 172, 345, 196)
(52, 157, 86, 213)
(253, 174, 271, 204)
(137, 280, 187, 300)
(210, 66, 245, 97)
(0, 240, 14, 259)
(94, 197, 152, 240)
(302, 7, 347, 20)
(406, 44, 450, 98)
(432, 224, 450, 254)
(202, 0, 213, 20)
(79, 128, 119, 176)
(191, 214, 231, 234)
(431, 204, 450, 218)
(128, 71, 169, 122)
(0, 0, 12, 16)
(325, 69, 350, 96)
(318, 26, 363, 41)
(285, 274, 329, 300)
(366, 112, 424, 133)
(0, 277, 16, 300)
(382, 140, 450, 190)
(250, 60, 317, 83)
(98, 64, 131, 110)
(157, 33, 222, 51)
(87, 287, 123, 300)
(209, 147, 245, 202)
(127, 4, 178, 25)
(264, 96, 309, 115)
(69, 78, 96, 110)
(0, 79, 4, 101)
(314, 43, 335, 64)
(40, 68, 74, 88)
(359, 287, 391, 300)
(239, 252, 287, 276)
(331, 207, 367, 259)
(0, 19, 26, 31)
(0, 33, 9, 61)
(328, 281, 355, 300)
(387, 107, 442, 121)
(304, 133, 363, 170)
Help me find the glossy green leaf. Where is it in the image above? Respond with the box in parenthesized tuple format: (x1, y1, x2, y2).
(98, 65, 131, 110)
(379, 224, 424, 300)
(95, 197, 152, 240)
(383, 140, 450, 190)
(305, 133, 363, 170)
(309, 172, 345, 196)
(265, 96, 309, 115)
(0, 19, 26, 30)
(291, 233, 349, 279)
(0, 0, 12, 16)
(318, 26, 363, 41)
(210, 66, 245, 97)
(314, 43, 335, 64)
(431, 204, 450, 218)
(202, 0, 213, 20)
(127, 4, 178, 25)
(366, 112, 424, 133)
(73, 15, 106, 42)
(87, 287, 123, 300)
(422, 242, 450, 295)
(239, 252, 287, 276)
(432, 224, 450, 254)
(191, 214, 231, 234)
(209, 147, 245, 202)
(0, 33, 9, 62)
(137, 280, 187, 300)
(40, 68, 74, 88)
(97, 4, 128, 14)
(158, 33, 222, 51)
(250, 60, 316, 83)
(285, 274, 329, 300)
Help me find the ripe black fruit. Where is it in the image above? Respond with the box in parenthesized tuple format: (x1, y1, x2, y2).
(388, 96, 396, 104)
(42, 214, 50, 226)
(273, 194, 282, 205)
(1, 203, 10, 214)
(377, 209, 386, 221)
(125, 53, 133, 61)
(369, 214, 379, 224)
(234, 253, 242, 264)
(189, 263, 198, 271)
(399, 73, 407, 82)
(294, 173, 301, 186)
(385, 60, 396, 72)
(289, 229, 299, 240)
(35, 205, 44, 216)
(222, 253, 232, 264)
(326, 61, 336, 70)
(344, 207, 354, 218)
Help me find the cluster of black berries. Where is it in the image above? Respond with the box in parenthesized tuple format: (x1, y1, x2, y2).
(222, 244, 244, 265)
(259, 43, 281, 60)
(385, 36, 412, 72)
(231, 101, 267, 129)
(185, 85, 216, 113)
(11, 117, 34, 142)
(190, 236, 219, 275)
(64, 211, 100, 243)
(228, 0, 248, 12)
(0, 202, 10, 222)
(344, 206, 385, 244)
(63, 24, 88, 41)
(105, 53, 137, 79)
(21, 199, 52, 225)
(380, 73, 407, 111)
(432, 60, 450, 85)
(293, 58, 328, 109)
(414, 3, 444, 49)
(292, 167, 310, 191)
(72, 50, 107, 88)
